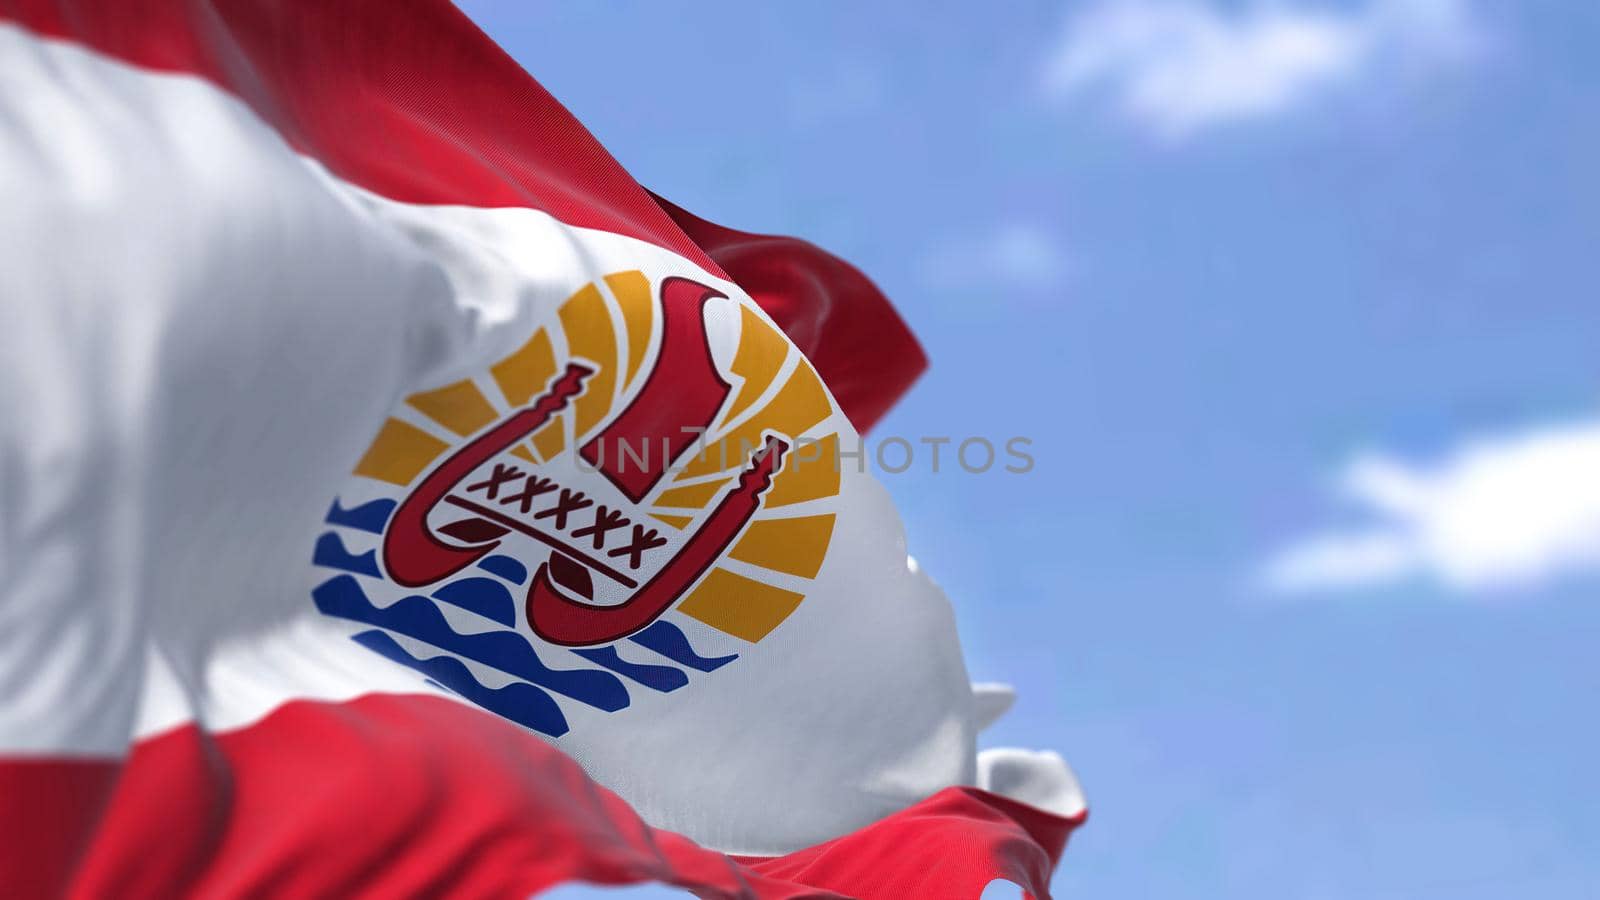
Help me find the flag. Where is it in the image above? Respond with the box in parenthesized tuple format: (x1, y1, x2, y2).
(0, 2, 1085, 897)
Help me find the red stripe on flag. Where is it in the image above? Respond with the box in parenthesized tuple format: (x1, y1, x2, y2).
(1, 0, 927, 430)
(0, 758, 120, 899)
(0, 695, 1081, 899)
(3, 0, 717, 272)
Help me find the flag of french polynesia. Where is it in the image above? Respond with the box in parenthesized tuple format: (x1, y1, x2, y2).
(0, 2, 1085, 897)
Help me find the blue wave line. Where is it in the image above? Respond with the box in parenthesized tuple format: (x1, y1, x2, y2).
(572, 646, 687, 693)
(431, 577, 516, 626)
(313, 575, 629, 712)
(478, 554, 528, 585)
(313, 531, 381, 577)
(351, 629, 568, 737)
(629, 620, 738, 672)
(324, 498, 397, 534)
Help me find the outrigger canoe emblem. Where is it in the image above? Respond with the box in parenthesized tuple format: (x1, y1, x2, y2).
(382, 277, 790, 647)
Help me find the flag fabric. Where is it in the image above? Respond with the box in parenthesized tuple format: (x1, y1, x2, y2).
(0, 2, 1085, 898)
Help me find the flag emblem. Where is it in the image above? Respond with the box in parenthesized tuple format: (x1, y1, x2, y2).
(310, 271, 843, 736)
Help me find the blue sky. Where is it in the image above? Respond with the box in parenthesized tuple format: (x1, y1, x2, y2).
(458, 2, 1600, 896)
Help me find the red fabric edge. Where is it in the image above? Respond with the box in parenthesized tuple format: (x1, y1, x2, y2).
(0, 694, 1081, 900)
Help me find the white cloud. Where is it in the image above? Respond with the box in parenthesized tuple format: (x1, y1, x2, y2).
(1042, 0, 1481, 140)
(917, 224, 1071, 292)
(1260, 419, 1600, 595)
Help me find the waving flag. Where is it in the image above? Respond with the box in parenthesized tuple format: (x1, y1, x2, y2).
(0, 2, 1084, 897)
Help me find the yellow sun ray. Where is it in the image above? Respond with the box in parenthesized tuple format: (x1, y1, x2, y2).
(406, 379, 498, 437)
(605, 270, 655, 390)
(353, 418, 449, 486)
(721, 306, 789, 427)
(729, 514, 836, 579)
(676, 567, 804, 643)
(490, 329, 556, 407)
(765, 432, 842, 507)
(558, 284, 618, 437)
(532, 416, 566, 460)
(652, 477, 729, 510)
